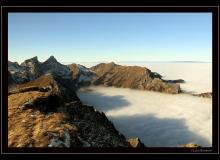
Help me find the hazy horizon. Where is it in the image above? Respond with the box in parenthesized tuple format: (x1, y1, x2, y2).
(8, 56, 212, 65)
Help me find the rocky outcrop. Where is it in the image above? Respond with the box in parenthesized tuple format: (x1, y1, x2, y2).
(39, 56, 71, 78)
(8, 61, 34, 83)
(8, 56, 72, 85)
(64, 101, 128, 147)
(179, 143, 201, 148)
(68, 63, 95, 88)
(8, 74, 129, 147)
(90, 62, 181, 94)
(127, 138, 145, 148)
(20, 56, 42, 78)
(193, 92, 212, 98)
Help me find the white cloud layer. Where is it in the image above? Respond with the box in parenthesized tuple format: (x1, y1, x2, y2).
(77, 63, 212, 147)
(77, 86, 212, 147)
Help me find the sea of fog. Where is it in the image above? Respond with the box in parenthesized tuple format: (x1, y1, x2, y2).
(76, 62, 212, 147)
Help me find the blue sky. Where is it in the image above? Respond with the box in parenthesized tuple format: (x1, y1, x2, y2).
(8, 13, 212, 63)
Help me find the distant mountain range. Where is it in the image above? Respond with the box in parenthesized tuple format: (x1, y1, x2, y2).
(8, 56, 184, 94)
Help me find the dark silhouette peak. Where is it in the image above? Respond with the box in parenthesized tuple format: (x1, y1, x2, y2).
(47, 55, 57, 62)
(32, 56, 38, 60)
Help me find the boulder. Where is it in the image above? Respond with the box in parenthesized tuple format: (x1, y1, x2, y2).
(127, 137, 145, 148)
(180, 143, 201, 148)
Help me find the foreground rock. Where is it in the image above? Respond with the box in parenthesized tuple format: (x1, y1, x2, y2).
(8, 74, 129, 147)
(90, 62, 181, 94)
(179, 143, 201, 148)
(127, 138, 145, 148)
(193, 92, 212, 98)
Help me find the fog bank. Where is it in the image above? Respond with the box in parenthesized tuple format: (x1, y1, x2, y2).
(77, 86, 212, 147)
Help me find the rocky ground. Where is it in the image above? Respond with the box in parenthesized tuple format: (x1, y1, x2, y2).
(8, 74, 143, 148)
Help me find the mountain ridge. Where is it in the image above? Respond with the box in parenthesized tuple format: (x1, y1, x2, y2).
(8, 56, 184, 94)
(8, 73, 139, 147)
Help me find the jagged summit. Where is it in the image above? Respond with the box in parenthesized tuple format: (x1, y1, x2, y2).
(8, 56, 183, 94)
(42, 56, 62, 66)
(39, 56, 71, 78)
(28, 56, 38, 61)
(21, 56, 39, 67)
(29, 56, 38, 61)
(8, 55, 72, 84)
(46, 55, 57, 63)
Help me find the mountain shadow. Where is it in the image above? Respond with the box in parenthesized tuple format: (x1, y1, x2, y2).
(77, 91, 130, 112)
(108, 114, 211, 147)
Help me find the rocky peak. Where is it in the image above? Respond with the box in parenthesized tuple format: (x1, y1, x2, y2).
(47, 55, 57, 63)
(8, 61, 24, 73)
(8, 61, 20, 68)
(21, 56, 40, 67)
(42, 56, 62, 67)
(39, 56, 71, 78)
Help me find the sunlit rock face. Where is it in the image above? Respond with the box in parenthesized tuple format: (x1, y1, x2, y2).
(90, 62, 181, 94)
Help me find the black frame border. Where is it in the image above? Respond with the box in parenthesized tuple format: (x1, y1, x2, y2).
(1, 6, 219, 154)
